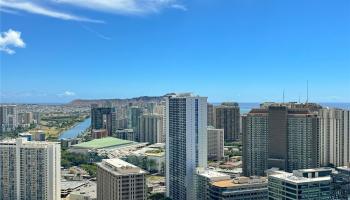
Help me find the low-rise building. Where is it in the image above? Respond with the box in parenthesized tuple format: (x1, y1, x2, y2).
(61, 180, 86, 198)
(69, 181, 97, 200)
(196, 168, 231, 200)
(29, 130, 46, 141)
(60, 138, 81, 149)
(268, 168, 332, 200)
(19, 132, 32, 141)
(208, 176, 268, 200)
(91, 129, 108, 139)
(335, 163, 350, 198)
(70, 137, 136, 154)
(126, 143, 165, 174)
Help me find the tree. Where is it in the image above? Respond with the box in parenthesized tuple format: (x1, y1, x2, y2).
(148, 159, 157, 173)
(148, 193, 171, 200)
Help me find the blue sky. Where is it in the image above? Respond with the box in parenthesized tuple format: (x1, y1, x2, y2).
(1, 0, 349, 103)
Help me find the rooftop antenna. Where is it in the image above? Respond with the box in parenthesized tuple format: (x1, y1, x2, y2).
(306, 80, 309, 104)
(298, 94, 301, 104)
(283, 89, 285, 103)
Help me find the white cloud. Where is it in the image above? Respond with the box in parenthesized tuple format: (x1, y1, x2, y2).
(58, 91, 76, 97)
(0, 29, 25, 55)
(171, 4, 187, 11)
(0, 0, 185, 24)
(0, 7, 20, 14)
(54, 0, 186, 15)
(0, 0, 104, 23)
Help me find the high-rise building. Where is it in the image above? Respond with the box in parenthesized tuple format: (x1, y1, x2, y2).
(242, 109, 269, 176)
(144, 102, 156, 114)
(166, 93, 207, 200)
(0, 105, 18, 134)
(319, 108, 350, 167)
(116, 118, 128, 129)
(0, 138, 61, 200)
(268, 168, 332, 200)
(33, 112, 41, 124)
(208, 176, 268, 200)
(138, 113, 164, 144)
(207, 103, 215, 127)
(215, 102, 240, 141)
(128, 106, 144, 141)
(207, 126, 224, 161)
(18, 112, 33, 126)
(96, 158, 147, 200)
(243, 104, 319, 176)
(91, 104, 116, 136)
(114, 129, 134, 141)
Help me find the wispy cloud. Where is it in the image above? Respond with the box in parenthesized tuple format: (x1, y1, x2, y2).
(0, 29, 25, 55)
(171, 4, 187, 11)
(58, 91, 76, 97)
(53, 0, 186, 15)
(0, 7, 20, 15)
(0, 0, 104, 23)
(79, 23, 111, 40)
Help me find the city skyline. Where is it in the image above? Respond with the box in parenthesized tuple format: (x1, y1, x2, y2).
(1, 1, 350, 199)
(1, 0, 350, 103)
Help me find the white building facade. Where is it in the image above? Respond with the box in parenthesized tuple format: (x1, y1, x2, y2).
(166, 93, 207, 200)
(207, 126, 224, 161)
(318, 108, 350, 167)
(0, 138, 61, 200)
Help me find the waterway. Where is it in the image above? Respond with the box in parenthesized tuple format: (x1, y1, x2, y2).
(59, 117, 91, 139)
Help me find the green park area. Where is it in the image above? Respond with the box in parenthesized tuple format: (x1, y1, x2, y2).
(61, 150, 106, 177)
(38, 114, 88, 139)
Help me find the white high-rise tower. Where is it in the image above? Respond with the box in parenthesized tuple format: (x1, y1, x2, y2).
(0, 138, 61, 200)
(165, 93, 207, 200)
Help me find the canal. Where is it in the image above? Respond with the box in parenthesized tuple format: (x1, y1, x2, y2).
(59, 117, 91, 139)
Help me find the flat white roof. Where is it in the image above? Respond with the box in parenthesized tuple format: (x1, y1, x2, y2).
(0, 138, 59, 146)
(98, 158, 147, 175)
(269, 171, 331, 184)
(337, 166, 350, 172)
(200, 170, 229, 179)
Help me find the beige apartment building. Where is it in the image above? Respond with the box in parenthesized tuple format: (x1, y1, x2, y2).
(97, 158, 148, 200)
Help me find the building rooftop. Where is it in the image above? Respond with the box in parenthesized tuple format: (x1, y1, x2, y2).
(269, 170, 331, 184)
(168, 93, 207, 98)
(133, 143, 165, 157)
(72, 137, 134, 149)
(69, 181, 97, 199)
(19, 132, 32, 136)
(197, 168, 230, 181)
(337, 165, 350, 172)
(211, 176, 267, 188)
(61, 180, 86, 191)
(97, 158, 147, 175)
(0, 138, 59, 146)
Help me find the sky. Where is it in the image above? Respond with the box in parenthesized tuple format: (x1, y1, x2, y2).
(1, 0, 349, 103)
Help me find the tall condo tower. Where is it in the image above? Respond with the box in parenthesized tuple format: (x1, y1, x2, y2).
(165, 93, 207, 200)
(215, 102, 240, 141)
(243, 103, 319, 176)
(0, 138, 61, 200)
